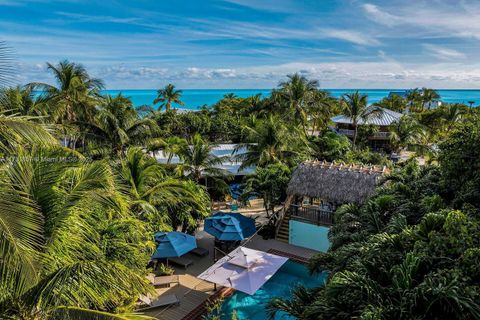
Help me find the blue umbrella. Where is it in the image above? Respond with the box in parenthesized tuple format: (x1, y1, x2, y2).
(151, 231, 197, 259)
(204, 212, 256, 241)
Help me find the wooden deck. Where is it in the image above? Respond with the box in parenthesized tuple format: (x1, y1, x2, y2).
(142, 224, 320, 319)
(142, 274, 215, 320)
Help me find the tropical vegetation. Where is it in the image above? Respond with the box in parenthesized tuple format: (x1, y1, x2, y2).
(1, 42, 478, 319)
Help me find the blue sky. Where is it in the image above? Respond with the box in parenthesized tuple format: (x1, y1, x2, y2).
(1, 0, 480, 89)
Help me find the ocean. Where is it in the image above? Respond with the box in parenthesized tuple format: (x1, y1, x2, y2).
(103, 89, 480, 110)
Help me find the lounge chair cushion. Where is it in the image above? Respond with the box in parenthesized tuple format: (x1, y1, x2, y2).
(137, 294, 180, 311)
(168, 256, 193, 268)
(191, 247, 209, 257)
(152, 275, 180, 287)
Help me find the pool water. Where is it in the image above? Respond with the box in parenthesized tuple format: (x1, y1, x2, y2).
(220, 260, 327, 320)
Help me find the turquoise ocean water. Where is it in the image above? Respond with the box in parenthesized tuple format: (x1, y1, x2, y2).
(104, 89, 480, 110)
(220, 260, 328, 320)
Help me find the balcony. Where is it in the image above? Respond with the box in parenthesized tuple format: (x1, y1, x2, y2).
(288, 204, 333, 227)
(337, 129, 390, 140)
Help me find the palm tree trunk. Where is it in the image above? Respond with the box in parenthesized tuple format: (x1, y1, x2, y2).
(353, 123, 358, 149)
(264, 199, 270, 218)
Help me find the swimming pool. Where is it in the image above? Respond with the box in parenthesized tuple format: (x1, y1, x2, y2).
(220, 260, 327, 320)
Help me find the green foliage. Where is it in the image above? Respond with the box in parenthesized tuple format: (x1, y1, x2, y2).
(235, 114, 310, 169)
(310, 131, 351, 162)
(1, 59, 475, 319)
(438, 115, 480, 210)
(241, 163, 291, 217)
(154, 83, 184, 111)
(340, 91, 383, 148)
(373, 94, 407, 113)
(274, 117, 480, 319)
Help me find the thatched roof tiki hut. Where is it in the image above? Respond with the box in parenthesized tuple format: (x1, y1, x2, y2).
(276, 161, 389, 242)
(287, 161, 388, 205)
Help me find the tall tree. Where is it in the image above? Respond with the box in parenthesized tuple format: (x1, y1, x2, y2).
(0, 85, 46, 117)
(373, 94, 407, 113)
(153, 84, 184, 111)
(420, 87, 440, 110)
(0, 147, 153, 319)
(88, 94, 159, 155)
(389, 115, 425, 153)
(241, 164, 291, 218)
(340, 91, 382, 148)
(119, 147, 209, 230)
(176, 133, 229, 184)
(235, 115, 309, 169)
(307, 90, 339, 134)
(29, 60, 104, 149)
(31, 60, 104, 124)
(274, 73, 319, 134)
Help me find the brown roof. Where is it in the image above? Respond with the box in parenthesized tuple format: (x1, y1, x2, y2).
(287, 161, 389, 204)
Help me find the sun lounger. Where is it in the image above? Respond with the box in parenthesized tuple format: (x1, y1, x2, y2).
(152, 275, 180, 287)
(190, 247, 209, 257)
(168, 256, 193, 269)
(137, 294, 180, 311)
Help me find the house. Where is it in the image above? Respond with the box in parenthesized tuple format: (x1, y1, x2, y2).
(331, 107, 402, 152)
(276, 160, 389, 251)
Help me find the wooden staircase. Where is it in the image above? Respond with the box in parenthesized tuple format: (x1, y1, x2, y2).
(275, 195, 294, 243)
(276, 213, 290, 243)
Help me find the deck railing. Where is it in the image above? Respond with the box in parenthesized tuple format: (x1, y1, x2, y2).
(288, 204, 333, 226)
(337, 129, 390, 139)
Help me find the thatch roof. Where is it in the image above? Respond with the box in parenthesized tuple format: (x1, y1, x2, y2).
(287, 161, 389, 204)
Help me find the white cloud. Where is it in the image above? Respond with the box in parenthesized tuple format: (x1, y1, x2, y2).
(362, 1, 480, 40)
(423, 44, 466, 60)
(221, 0, 300, 13)
(362, 3, 402, 27)
(319, 29, 380, 46)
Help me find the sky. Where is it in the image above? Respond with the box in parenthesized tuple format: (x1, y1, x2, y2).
(1, 0, 480, 89)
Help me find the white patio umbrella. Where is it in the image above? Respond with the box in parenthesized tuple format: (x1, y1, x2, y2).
(197, 246, 288, 295)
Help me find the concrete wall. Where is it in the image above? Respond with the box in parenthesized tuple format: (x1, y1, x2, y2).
(289, 220, 330, 252)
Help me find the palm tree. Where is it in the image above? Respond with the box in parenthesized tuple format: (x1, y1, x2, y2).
(440, 103, 467, 134)
(406, 88, 422, 111)
(340, 91, 383, 148)
(406, 88, 440, 112)
(267, 285, 320, 320)
(30, 60, 104, 123)
(307, 90, 339, 134)
(153, 84, 184, 111)
(88, 94, 159, 155)
(0, 85, 47, 117)
(119, 147, 210, 230)
(176, 133, 229, 183)
(148, 136, 187, 164)
(420, 88, 440, 110)
(0, 41, 14, 87)
(373, 94, 407, 113)
(0, 112, 57, 153)
(0, 146, 153, 318)
(389, 115, 425, 153)
(235, 115, 309, 169)
(29, 60, 104, 149)
(274, 73, 319, 134)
